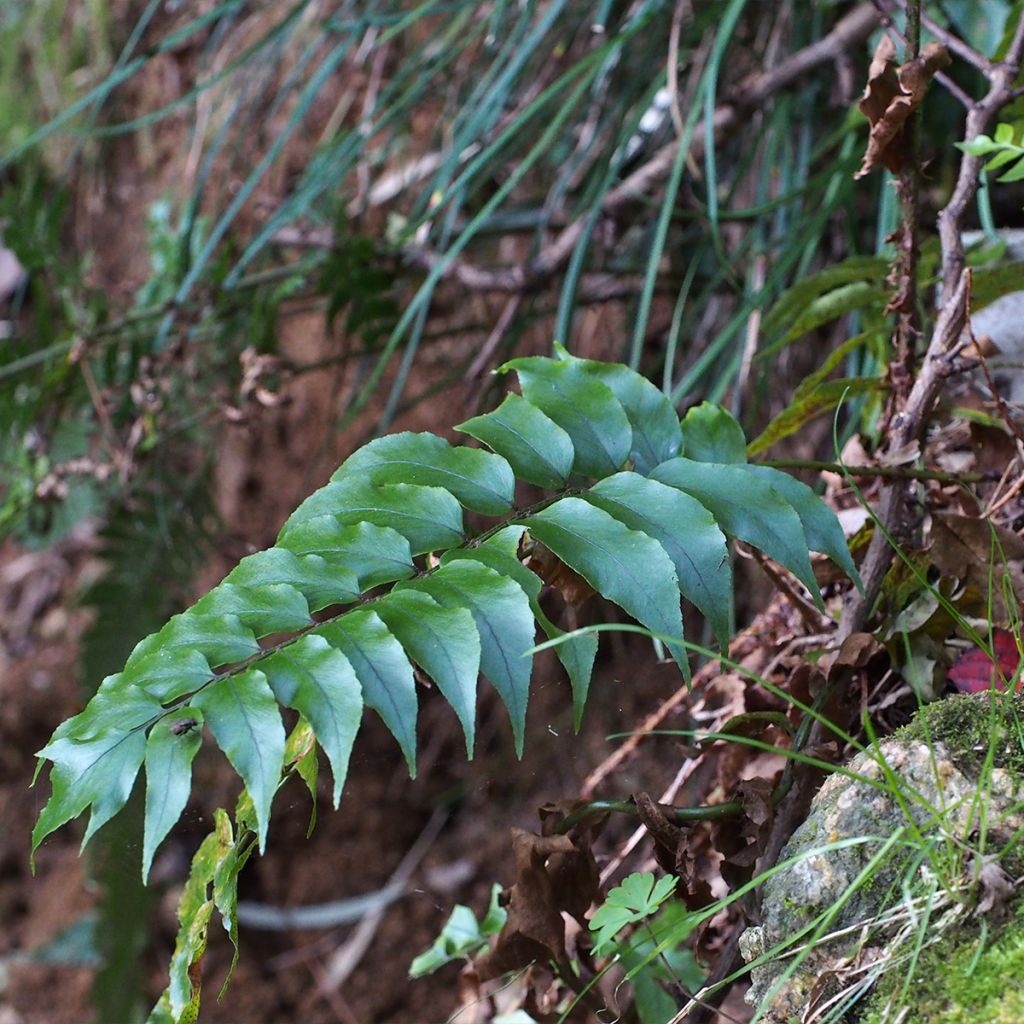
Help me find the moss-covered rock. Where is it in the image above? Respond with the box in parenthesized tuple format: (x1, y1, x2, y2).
(739, 693, 1024, 1023)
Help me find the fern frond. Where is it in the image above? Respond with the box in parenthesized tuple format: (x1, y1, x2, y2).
(33, 352, 859, 1023)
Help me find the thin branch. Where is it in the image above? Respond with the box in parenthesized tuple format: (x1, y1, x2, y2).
(840, 11, 1024, 638)
(888, 0, 993, 75)
(869, 0, 974, 107)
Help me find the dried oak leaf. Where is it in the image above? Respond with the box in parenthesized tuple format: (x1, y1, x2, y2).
(948, 628, 1021, 693)
(473, 827, 600, 981)
(855, 36, 951, 178)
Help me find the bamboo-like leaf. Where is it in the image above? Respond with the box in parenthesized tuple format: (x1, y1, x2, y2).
(745, 377, 882, 457)
(262, 635, 362, 807)
(282, 479, 464, 555)
(316, 609, 418, 776)
(192, 669, 285, 853)
(680, 402, 746, 464)
(501, 356, 632, 477)
(587, 472, 732, 648)
(143, 710, 204, 883)
(558, 347, 682, 473)
(334, 431, 515, 515)
(398, 559, 535, 756)
(374, 589, 481, 758)
(457, 392, 574, 489)
(276, 519, 414, 590)
(526, 497, 687, 673)
(652, 457, 820, 605)
(225, 546, 362, 611)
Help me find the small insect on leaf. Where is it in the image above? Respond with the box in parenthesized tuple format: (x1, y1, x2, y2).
(948, 629, 1022, 693)
(170, 718, 200, 736)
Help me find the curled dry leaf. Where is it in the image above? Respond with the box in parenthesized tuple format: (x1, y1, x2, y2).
(855, 36, 951, 179)
(472, 826, 600, 981)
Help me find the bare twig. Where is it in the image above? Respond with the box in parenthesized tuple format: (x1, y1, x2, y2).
(840, 11, 1024, 638)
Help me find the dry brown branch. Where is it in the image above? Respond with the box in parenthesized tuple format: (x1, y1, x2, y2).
(839, 12, 1024, 638)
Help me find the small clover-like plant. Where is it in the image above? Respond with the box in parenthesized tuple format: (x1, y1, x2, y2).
(33, 348, 858, 1023)
(589, 871, 680, 956)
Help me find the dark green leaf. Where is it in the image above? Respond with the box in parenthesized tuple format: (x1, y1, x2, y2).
(225, 546, 362, 612)
(442, 526, 597, 727)
(399, 559, 534, 756)
(317, 609, 418, 776)
(281, 479, 464, 555)
(143, 710, 204, 883)
(34, 721, 150, 856)
(374, 589, 481, 758)
(193, 583, 311, 636)
(262, 635, 362, 807)
(744, 465, 861, 588)
(124, 613, 259, 700)
(526, 498, 687, 673)
(333, 431, 515, 515)
(651, 458, 820, 606)
(679, 403, 746, 464)
(192, 669, 285, 852)
(500, 356, 632, 477)
(558, 347, 681, 472)
(587, 473, 731, 648)
(276, 519, 414, 590)
(457, 392, 574, 489)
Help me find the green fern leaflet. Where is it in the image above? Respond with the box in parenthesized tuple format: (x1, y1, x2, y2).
(32, 351, 858, 1023)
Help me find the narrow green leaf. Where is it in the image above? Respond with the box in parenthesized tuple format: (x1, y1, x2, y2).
(333, 431, 515, 515)
(34, 723, 149, 856)
(276, 519, 414, 590)
(500, 356, 632, 477)
(457, 392, 574, 489)
(587, 473, 732, 649)
(679, 402, 747, 464)
(316, 609, 418, 776)
(744, 465, 862, 588)
(192, 669, 285, 853)
(651, 458, 820, 606)
(399, 559, 535, 756)
(281, 479, 464, 555)
(225, 546, 362, 611)
(558, 347, 682, 472)
(262, 635, 362, 807)
(746, 377, 882, 457)
(143, 710, 204, 883)
(374, 589, 481, 758)
(442, 526, 598, 727)
(525, 498, 687, 673)
(193, 582, 311, 636)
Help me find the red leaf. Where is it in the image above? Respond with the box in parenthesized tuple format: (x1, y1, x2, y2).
(948, 630, 1021, 693)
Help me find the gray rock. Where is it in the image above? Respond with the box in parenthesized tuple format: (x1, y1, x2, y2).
(740, 693, 1024, 1023)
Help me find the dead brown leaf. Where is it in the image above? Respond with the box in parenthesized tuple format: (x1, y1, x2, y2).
(855, 37, 950, 178)
(473, 827, 601, 982)
(525, 543, 596, 606)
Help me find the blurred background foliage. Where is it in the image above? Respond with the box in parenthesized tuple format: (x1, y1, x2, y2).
(2, 1, 1022, 1021)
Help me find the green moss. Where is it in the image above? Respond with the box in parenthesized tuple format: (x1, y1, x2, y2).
(859, 904, 1024, 1023)
(898, 692, 1024, 778)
